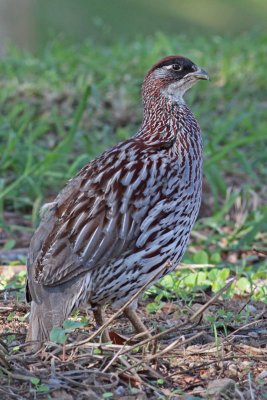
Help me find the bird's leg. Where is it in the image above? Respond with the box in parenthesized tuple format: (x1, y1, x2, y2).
(92, 305, 110, 343)
(124, 307, 152, 339)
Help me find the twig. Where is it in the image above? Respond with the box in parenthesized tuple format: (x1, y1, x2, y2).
(147, 331, 205, 361)
(121, 331, 205, 374)
(0, 306, 14, 311)
(119, 356, 165, 397)
(58, 374, 90, 389)
(253, 247, 267, 257)
(178, 263, 215, 270)
(102, 341, 131, 373)
(0, 287, 22, 295)
(119, 356, 142, 383)
(0, 353, 10, 369)
(235, 344, 267, 355)
(102, 327, 165, 373)
(0, 386, 25, 400)
(188, 278, 235, 322)
(76, 342, 132, 352)
(248, 372, 255, 400)
(225, 318, 266, 340)
(0, 365, 36, 382)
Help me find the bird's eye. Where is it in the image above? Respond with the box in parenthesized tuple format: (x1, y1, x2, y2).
(172, 64, 182, 71)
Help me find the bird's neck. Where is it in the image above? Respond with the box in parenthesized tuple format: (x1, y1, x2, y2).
(137, 95, 201, 146)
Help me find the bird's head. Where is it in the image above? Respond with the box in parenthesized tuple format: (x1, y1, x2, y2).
(143, 55, 209, 103)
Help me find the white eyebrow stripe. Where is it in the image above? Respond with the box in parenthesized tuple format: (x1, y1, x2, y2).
(165, 65, 174, 69)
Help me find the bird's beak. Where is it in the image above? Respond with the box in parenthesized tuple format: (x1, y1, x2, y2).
(185, 67, 209, 81)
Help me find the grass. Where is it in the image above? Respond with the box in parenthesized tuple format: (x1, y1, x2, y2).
(0, 30, 266, 301)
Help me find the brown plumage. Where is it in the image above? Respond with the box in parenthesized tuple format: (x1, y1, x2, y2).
(26, 55, 209, 343)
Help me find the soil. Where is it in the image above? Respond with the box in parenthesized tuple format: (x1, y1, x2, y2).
(0, 276, 266, 399)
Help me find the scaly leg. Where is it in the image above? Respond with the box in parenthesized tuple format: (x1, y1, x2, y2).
(124, 307, 152, 338)
(93, 305, 110, 343)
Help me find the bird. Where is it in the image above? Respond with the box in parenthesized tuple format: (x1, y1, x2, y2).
(26, 55, 209, 344)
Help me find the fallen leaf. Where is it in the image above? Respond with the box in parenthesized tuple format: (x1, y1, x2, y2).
(109, 330, 129, 345)
(119, 372, 142, 387)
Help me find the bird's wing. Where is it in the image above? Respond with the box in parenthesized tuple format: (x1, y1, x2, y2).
(27, 139, 171, 292)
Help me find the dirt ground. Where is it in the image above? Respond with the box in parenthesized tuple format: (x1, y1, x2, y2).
(0, 272, 266, 400)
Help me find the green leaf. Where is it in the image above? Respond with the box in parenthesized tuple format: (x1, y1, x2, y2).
(210, 252, 221, 264)
(93, 347, 102, 355)
(30, 377, 40, 385)
(36, 384, 50, 393)
(63, 319, 85, 331)
(218, 268, 230, 281)
(49, 326, 67, 344)
(193, 251, 209, 264)
(159, 274, 174, 289)
(195, 271, 209, 286)
(7, 312, 15, 321)
(183, 273, 197, 288)
(3, 239, 16, 250)
(146, 302, 162, 313)
(6, 335, 16, 343)
(102, 392, 113, 399)
(236, 277, 250, 292)
(183, 271, 210, 288)
(208, 269, 218, 282)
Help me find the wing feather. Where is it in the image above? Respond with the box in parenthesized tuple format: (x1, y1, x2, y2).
(27, 139, 171, 293)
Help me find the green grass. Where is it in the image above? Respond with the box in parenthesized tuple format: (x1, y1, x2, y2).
(0, 31, 266, 301)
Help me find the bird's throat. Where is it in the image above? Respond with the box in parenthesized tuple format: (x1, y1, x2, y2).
(138, 96, 201, 149)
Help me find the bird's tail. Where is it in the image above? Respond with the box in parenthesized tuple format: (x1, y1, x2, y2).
(26, 273, 93, 344)
(26, 300, 65, 343)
